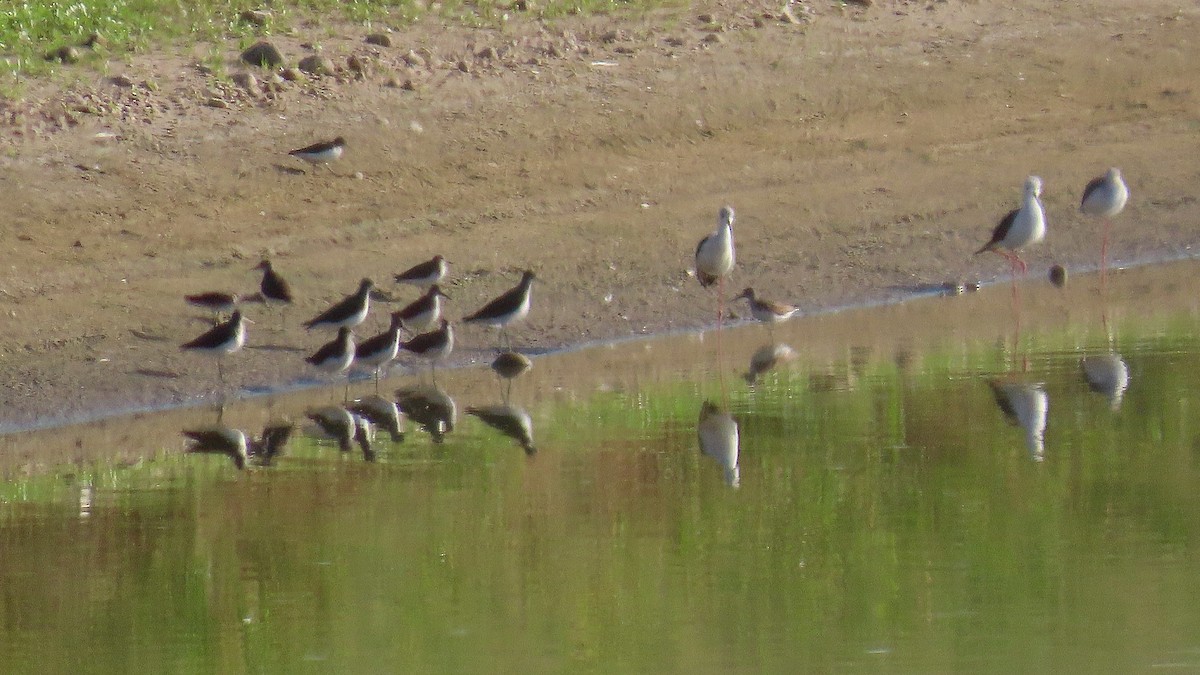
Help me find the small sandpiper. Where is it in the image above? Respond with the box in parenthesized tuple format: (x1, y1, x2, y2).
(180, 310, 249, 382)
(305, 326, 356, 400)
(186, 291, 240, 324)
(303, 278, 373, 331)
(288, 136, 345, 171)
(733, 287, 799, 337)
(394, 255, 449, 287)
(254, 259, 294, 328)
(397, 284, 450, 333)
(694, 206, 736, 328)
(1079, 167, 1129, 285)
(975, 175, 1046, 277)
(355, 311, 404, 391)
(254, 260, 293, 305)
(401, 318, 454, 379)
(463, 270, 535, 350)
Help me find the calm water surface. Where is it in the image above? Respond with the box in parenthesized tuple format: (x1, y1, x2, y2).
(3, 284, 1200, 672)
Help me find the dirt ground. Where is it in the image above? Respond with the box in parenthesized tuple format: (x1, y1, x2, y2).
(0, 0, 1197, 430)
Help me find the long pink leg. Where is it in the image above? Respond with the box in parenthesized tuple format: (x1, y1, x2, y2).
(717, 276, 725, 331)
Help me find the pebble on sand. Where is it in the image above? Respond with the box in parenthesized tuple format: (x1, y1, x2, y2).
(1049, 264, 1068, 288)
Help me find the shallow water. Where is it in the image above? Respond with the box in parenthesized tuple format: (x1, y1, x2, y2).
(4, 263, 1200, 672)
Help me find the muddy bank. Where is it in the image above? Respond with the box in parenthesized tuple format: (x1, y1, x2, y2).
(0, 0, 1197, 428)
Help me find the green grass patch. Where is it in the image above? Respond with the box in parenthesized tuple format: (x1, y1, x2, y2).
(0, 0, 674, 79)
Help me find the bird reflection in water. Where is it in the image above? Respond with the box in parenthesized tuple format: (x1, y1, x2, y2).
(744, 343, 796, 385)
(698, 400, 740, 487)
(466, 404, 536, 456)
(306, 406, 376, 461)
(1081, 353, 1129, 412)
(182, 421, 295, 470)
(348, 394, 405, 443)
(396, 385, 457, 444)
(987, 380, 1048, 462)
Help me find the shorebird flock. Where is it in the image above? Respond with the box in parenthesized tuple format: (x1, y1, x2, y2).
(181, 252, 534, 396)
(181, 137, 1130, 400)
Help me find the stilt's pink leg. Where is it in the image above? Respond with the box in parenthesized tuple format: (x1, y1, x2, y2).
(1100, 218, 1111, 292)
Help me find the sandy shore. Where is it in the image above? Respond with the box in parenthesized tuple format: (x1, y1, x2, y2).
(0, 0, 1198, 429)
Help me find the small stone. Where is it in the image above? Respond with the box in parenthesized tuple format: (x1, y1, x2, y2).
(280, 67, 303, 81)
(456, 59, 471, 73)
(354, 171, 365, 180)
(111, 74, 135, 87)
(206, 97, 230, 109)
(231, 71, 259, 92)
(401, 79, 418, 91)
(702, 33, 724, 44)
(402, 50, 425, 67)
(347, 54, 369, 74)
(82, 32, 106, 49)
(298, 54, 336, 76)
(599, 29, 623, 44)
(664, 36, 686, 47)
(698, 13, 715, 23)
(241, 41, 283, 68)
(1048, 264, 1068, 288)
(365, 33, 392, 47)
(476, 46, 498, 60)
(239, 9, 270, 26)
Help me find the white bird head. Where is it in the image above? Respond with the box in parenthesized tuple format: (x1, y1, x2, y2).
(718, 205, 735, 228)
(1024, 175, 1043, 198)
(1107, 167, 1123, 182)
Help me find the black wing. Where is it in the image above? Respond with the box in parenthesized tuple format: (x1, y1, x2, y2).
(1080, 175, 1106, 207)
(975, 208, 1018, 254)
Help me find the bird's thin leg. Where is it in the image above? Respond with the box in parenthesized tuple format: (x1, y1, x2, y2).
(344, 375, 351, 404)
(374, 369, 381, 395)
(217, 358, 225, 383)
(717, 277, 725, 331)
(1100, 218, 1111, 293)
